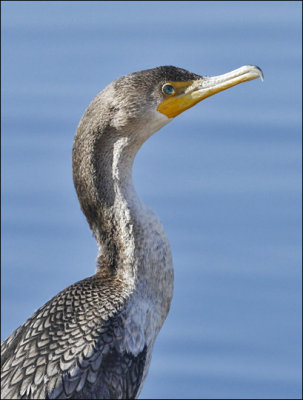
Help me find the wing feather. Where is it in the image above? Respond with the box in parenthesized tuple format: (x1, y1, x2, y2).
(1, 275, 147, 399)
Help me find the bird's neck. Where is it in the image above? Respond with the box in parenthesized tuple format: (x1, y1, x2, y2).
(95, 135, 141, 278)
(73, 127, 152, 281)
(73, 106, 173, 322)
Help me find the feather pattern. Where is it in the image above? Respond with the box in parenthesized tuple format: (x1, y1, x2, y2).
(1, 275, 149, 399)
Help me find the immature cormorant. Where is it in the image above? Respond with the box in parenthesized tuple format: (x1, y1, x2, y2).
(1, 65, 263, 399)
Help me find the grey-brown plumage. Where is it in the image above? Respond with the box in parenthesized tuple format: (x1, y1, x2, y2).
(1, 65, 263, 399)
(1, 277, 146, 399)
(1, 66, 196, 399)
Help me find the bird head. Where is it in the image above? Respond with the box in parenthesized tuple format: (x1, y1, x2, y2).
(102, 65, 263, 142)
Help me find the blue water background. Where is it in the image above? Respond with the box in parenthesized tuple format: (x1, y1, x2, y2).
(1, 2, 302, 399)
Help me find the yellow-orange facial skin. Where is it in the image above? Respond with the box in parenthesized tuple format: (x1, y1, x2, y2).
(157, 81, 199, 118)
(157, 65, 264, 119)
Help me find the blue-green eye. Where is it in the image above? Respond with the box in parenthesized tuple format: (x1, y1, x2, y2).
(162, 84, 175, 95)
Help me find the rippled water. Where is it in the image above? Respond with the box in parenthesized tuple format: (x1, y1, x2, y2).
(2, 2, 301, 398)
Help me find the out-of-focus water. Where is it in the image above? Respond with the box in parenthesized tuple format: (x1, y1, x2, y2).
(1, 2, 301, 399)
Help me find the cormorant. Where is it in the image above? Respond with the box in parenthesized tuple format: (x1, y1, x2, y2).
(1, 65, 263, 399)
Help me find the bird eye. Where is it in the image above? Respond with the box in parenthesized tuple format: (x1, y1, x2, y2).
(162, 84, 175, 95)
